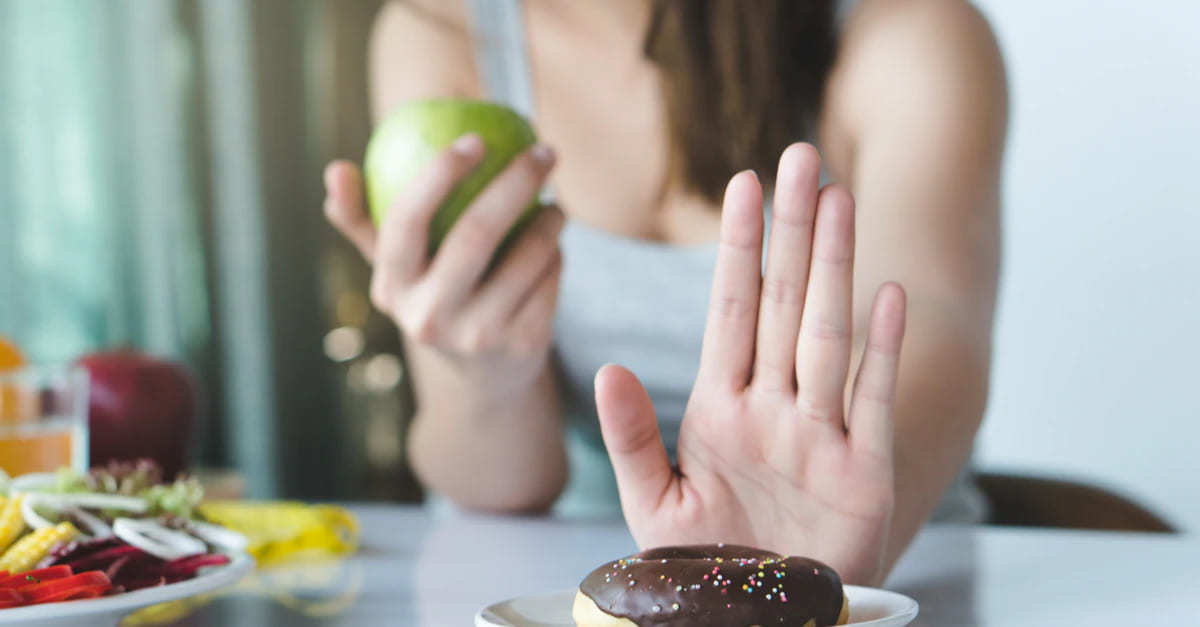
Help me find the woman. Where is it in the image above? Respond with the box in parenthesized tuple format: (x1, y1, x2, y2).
(324, 0, 1006, 585)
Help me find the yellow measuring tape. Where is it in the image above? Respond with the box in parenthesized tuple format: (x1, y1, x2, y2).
(197, 501, 361, 567)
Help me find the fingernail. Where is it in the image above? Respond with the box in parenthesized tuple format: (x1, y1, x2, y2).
(531, 143, 556, 167)
(452, 133, 483, 155)
(744, 169, 759, 182)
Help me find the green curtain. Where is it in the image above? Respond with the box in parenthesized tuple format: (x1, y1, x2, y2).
(0, 0, 394, 500)
(0, 0, 210, 363)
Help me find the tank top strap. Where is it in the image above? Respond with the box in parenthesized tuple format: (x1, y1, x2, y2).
(464, 0, 538, 120)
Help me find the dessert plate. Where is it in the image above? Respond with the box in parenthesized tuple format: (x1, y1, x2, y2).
(477, 584, 918, 626)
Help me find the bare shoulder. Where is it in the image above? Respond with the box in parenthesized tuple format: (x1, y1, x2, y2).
(820, 1, 1005, 342)
(821, 0, 1009, 169)
(369, 0, 481, 121)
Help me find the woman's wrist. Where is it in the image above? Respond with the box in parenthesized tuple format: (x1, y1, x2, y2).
(405, 361, 566, 511)
(405, 321, 553, 384)
(407, 344, 555, 423)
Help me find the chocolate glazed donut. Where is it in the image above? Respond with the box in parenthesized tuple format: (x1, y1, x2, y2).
(573, 545, 850, 626)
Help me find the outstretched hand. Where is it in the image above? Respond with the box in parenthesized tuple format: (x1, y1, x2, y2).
(595, 144, 907, 585)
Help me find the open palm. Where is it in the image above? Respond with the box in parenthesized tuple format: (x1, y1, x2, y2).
(595, 144, 907, 586)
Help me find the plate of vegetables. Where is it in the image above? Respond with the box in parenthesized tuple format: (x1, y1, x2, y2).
(0, 461, 252, 626)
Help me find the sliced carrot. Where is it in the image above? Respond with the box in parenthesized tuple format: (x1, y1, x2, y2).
(0, 565, 73, 589)
(32, 583, 109, 604)
(0, 588, 22, 608)
(20, 571, 110, 604)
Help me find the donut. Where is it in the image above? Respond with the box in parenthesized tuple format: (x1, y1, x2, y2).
(573, 544, 849, 626)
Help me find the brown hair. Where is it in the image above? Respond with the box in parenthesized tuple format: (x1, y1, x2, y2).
(643, 1, 839, 203)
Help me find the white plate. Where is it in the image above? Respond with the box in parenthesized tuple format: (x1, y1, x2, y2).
(0, 552, 254, 627)
(476, 585, 918, 626)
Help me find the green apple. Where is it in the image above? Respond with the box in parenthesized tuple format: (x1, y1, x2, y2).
(363, 99, 540, 255)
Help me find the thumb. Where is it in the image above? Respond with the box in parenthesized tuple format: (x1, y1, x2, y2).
(595, 364, 673, 515)
(323, 160, 377, 263)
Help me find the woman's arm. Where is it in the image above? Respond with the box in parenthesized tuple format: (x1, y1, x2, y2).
(334, 0, 568, 511)
(823, 0, 1008, 570)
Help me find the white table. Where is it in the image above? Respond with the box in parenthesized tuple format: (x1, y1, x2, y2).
(166, 505, 1199, 626)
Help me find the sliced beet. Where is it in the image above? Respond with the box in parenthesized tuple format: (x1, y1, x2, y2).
(103, 554, 132, 581)
(64, 544, 144, 572)
(44, 536, 123, 567)
(164, 553, 230, 573)
(114, 575, 167, 592)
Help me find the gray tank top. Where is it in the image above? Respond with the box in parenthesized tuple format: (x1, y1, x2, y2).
(463, 0, 986, 522)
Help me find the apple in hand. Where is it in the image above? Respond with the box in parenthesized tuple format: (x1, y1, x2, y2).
(363, 99, 541, 254)
(77, 351, 197, 479)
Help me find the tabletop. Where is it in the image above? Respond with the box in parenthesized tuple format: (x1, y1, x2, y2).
(164, 504, 1199, 626)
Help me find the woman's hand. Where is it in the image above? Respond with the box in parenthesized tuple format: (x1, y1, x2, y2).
(324, 134, 568, 512)
(323, 134, 564, 395)
(594, 144, 907, 585)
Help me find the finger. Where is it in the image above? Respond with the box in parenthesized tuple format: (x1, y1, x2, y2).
(504, 248, 563, 354)
(426, 144, 556, 305)
(375, 134, 487, 285)
(847, 283, 907, 460)
(324, 161, 377, 262)
(696, 170, 764, 391)
(467, 206, 565, 323)
(595, 364, 673, 515)
(753, 143, 821, 392)
(795, 184, 856, 425)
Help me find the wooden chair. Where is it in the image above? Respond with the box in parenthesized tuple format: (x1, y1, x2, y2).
(974, 472, 1176, 533)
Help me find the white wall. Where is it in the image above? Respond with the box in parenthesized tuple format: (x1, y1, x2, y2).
(971, 0, 1200, 530)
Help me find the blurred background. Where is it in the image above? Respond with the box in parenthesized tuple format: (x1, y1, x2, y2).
(0, 0, 403, 502)
(1, 1, 1197, 528)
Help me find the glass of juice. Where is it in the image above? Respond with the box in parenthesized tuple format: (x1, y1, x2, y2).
(0, 365, 89, 477)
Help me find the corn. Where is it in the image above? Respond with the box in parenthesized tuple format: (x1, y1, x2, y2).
(0, 521, 78, 573)
(0, 495, 26, 553)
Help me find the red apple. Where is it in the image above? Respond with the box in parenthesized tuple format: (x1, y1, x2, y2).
(77, 351, 196, 478)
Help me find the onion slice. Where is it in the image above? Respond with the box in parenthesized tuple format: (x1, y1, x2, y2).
(20, 496, 56, 530)
(188, 521, 248, 553)
(13, 491, 148, 514)
(113, 518, 207, 561)
(64, 506, 114, 539)
(39, 493, 149, 513)
(9, 473, 57, 494)
(20, 494, 116, 539)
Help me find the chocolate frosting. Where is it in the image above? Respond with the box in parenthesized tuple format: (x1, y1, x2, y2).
(579, 545, 844, 626)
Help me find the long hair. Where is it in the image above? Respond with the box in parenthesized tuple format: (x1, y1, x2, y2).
(643, 1, 839, 203)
